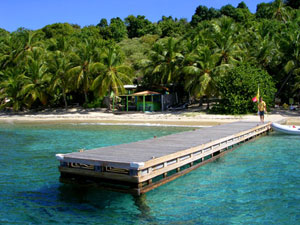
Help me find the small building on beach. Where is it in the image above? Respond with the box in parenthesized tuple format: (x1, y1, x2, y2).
(109, 90, 177, 112)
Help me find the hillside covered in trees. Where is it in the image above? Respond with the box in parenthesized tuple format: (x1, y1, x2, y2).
(0, 0, 299, 114)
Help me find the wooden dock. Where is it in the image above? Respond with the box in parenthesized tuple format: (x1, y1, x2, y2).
(56, 121, 271, 195)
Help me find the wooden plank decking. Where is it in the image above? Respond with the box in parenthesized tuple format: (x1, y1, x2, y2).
(56, 121, 271, 195)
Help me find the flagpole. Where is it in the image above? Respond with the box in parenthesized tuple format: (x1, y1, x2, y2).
(256, 84, 260, 103)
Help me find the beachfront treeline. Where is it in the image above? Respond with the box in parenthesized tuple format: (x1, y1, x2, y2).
(0, 0, 299, 114)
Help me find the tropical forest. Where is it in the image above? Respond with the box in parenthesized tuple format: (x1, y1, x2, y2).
(0, 0, 299, 114)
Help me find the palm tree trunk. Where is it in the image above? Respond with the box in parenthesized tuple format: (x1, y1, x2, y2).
(62, 90, 68, 109)
(199, 98, 203, 107)
(84, 91, 88, 103)
(83, 72, 89, 103)
(276, 72, 293, 97)
(206, 97, 210, 110)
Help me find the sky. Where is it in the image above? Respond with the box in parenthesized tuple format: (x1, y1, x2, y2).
(0, 0, 271, 32)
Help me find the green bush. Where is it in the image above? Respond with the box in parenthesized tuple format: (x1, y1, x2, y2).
(213, 63, 276, 114)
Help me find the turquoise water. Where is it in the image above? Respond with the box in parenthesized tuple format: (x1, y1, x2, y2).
(0, 123, 299, 225)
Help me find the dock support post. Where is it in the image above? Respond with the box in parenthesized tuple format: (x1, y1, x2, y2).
(137, 183, 143, 189)
(129, 169, 138, 176)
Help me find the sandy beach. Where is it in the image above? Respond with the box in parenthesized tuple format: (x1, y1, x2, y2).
(0, 108, 299, 126)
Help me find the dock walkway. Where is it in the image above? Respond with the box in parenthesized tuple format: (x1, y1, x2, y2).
(56, 121, 271, 195)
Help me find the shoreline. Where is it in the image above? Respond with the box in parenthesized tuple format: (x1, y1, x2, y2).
(0, 118, 223, 127)
(1, 108, 299, 126)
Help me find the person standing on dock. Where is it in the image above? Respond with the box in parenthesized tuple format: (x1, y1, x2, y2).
(258, 97, 267, 123)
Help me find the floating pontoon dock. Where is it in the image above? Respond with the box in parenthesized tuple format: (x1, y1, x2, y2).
(56, 121, 271, 195)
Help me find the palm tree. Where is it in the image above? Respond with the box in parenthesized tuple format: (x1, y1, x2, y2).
(21, 49, 50, 107)
(13, 29, 44, 65)
(91, 45, 133, 97)
(0, 69, 24, 111)
(68, 38, 104, 103)
(249, 32, 278, 69)
(45, 36, 74, 108)
(143, 37, 183, 85)
(46, 35, 76, 52)
(0, 34, 14, 70)
(278, 29, 300, 95)
(293, 74, 300, 96)
(183, 45, 220, 101)
(182, 21, 215, 52)
(271, 0, 291, 22)
(210, 17, 244, 66)
(47, 50, 73, 108)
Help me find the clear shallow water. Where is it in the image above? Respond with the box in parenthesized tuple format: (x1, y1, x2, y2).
(0, 123, 299, 225)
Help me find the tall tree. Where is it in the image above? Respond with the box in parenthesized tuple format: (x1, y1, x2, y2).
(47, 49, 73, 109)
(256, 3, 273, 19)
(100, 17, 128, 42)
(183, 46, 219, 100)
(158, 16, 189, 37)
(125, 15, 158, 38)
(0, 33, 15, 69)
(0, 68, 25, 111)
(211, 17, 244, 65)
(245, 21, 280, 70)
(0, 29, 43, 69)
(271, 0, 291, 22)
(256, 0, 291, 22)
(143, 37, 183, 85)
(278, 29, 300, 95)
(13, 29, 44, 62)
(97, 18, 108, 28)
(191, 6, 221, 26)
(220, 4, 253, 22)
(92, 46, 133, 97)
(21, 49, 50, 107)
(237, 1, 248, 9)
(41, 23, 77, 39)
(68, 38, 104, 103)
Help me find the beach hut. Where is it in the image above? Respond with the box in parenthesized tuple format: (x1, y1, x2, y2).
(132, 91, 161, 112)
(115, 91, 162, 112)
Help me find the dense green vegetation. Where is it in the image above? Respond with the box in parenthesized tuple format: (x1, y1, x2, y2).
(0, 0, 299, 114)
(214, 63, 276, 114)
